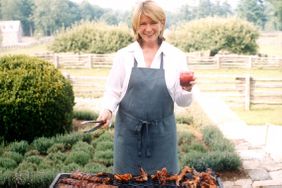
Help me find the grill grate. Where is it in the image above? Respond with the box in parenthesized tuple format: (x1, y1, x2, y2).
(50, 173, 224, 188)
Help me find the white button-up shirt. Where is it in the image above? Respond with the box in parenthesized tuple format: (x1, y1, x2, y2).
(102, 41, 193, 113)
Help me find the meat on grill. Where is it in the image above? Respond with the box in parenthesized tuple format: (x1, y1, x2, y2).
(56, 166, 219, 188)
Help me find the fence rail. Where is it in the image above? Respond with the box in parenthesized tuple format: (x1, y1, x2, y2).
(64, 73, 282, 110)
(196, 75, 282, 109)
(34, 53, 282, 69)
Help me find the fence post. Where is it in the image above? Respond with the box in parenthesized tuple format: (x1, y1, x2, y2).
(248, 56, 253, 69)
(53, 55, 59, 68)
(87, 55, 92, 68)
(216, 55, 221, 68)
(244, 75, 251, 110)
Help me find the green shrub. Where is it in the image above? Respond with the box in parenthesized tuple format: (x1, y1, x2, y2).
(9, 170, 56, 188)
(2, 151, 23, 164)
(0, 157, 18, 169)
(50, 22, 133, 53)
(54, 132, 84, 149)
(167, 17, 259, 55)
(15, 161, 38, 172)
(0, 55, 75, 143)
(83, 162, 109, 174)
(31, 137, 55, 154)
(63, 162, 82, 172)
(0, 170, 14, 187)
(93, 150, 113, 166)
(71, 141, 94, 155)
(95, 141, 113, 151)
(73, 110, 99, 120)
(204, 151, 241, 171)
(180, 141, 207, 153)
(180, 151, 207, 171)
(46, 151, 67, 164)
(65, 151, 91, 166)
(24, 156, 43, 166)
(202, 126, 235, 152)
(7, 140, 29, 155)
(47, 143, 66, 153)
(179, 146, 241, 172)
(39, 158, 64, 170)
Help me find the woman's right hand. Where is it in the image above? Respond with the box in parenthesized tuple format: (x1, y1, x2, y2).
(97, 109, 112, 128)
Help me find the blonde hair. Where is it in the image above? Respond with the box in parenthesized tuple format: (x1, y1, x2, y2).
(131, 0, 166, 43)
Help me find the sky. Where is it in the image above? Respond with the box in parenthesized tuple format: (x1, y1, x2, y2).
(73, 0, 239, 11)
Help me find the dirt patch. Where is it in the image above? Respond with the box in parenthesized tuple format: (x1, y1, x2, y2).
(219, 168, 249, 181)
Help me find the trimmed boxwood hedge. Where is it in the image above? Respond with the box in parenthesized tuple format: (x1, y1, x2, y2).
(0, 55, 75, 143)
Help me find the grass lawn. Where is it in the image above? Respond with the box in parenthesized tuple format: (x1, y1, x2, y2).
(231, 105, 282, 125)
(0, 43, 51, 56)
(60, 68, 110, 76)
(194, 69, 282, 78)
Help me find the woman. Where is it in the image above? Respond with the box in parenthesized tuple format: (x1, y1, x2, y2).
(97, 0, 194, 175)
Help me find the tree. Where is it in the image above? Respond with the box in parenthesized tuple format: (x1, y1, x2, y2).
(79, 1, 105, 21)
(196, 0, 213, 19)
(236, 0, 268, 29)
(212, 1, 233, 17)
(32, 0, 80, 36)
(266, 0, 282, 30)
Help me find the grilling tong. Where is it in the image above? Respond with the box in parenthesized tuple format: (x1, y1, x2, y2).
(81, 120, 106, 133)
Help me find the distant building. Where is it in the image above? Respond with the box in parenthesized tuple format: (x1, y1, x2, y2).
(0, 20, 23, 46)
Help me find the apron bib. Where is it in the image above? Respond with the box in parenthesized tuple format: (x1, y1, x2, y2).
(114, 53, 178, 175)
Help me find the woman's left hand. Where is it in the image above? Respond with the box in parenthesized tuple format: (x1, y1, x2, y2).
(181, 80, 196, 92)
(97, 109, 112, 128)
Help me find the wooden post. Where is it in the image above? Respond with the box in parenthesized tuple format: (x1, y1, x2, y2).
(216, 55, 221, 69)
(248, 56, 253, 69)
(244, 75, 251, 110)
(88, 55, 92, 68)
(53, 55, 59, 68)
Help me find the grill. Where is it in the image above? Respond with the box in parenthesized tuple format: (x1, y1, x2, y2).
(49, 169, 224, 188)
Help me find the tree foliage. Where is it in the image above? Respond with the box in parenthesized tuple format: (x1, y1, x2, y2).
(32, 0, 80, 36)
(236, 0, 268, 30)
(0, 0, 281, 38)
(266, 0, 282, 30)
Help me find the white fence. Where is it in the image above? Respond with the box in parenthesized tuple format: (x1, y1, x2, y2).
(196, 75, 282, 110)
(34, 53, 282, 69)
(65, 74, 282, 110)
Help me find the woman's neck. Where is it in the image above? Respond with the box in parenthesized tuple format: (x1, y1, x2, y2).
(141, 42, 160, 67)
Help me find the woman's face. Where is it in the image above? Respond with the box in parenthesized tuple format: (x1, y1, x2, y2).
(137, 14, 163, 44)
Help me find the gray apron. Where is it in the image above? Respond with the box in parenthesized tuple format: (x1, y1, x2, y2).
(114, 52, 178, 176)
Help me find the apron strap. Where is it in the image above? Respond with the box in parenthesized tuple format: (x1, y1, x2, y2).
(135, 120, 152, 158)
(134, 58, 138, 67)
(160, 52, 164, 69)
(133, 52, 164, 69)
